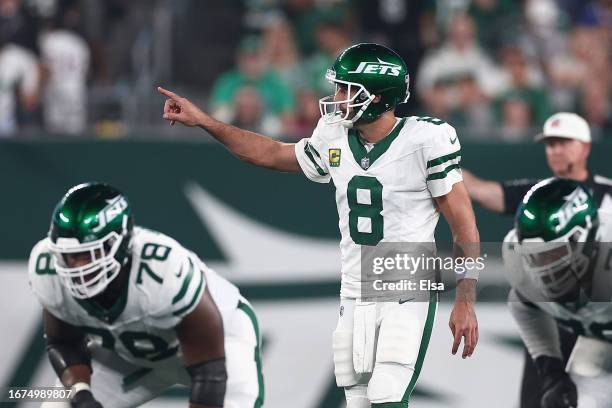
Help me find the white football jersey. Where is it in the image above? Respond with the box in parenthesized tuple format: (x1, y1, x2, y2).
(295, 116, 462, 298)
(28, 227, 241, 368)
(0, 44, 39, 135)
(503, 212, 612, 341)
(39, 29, 90, 134)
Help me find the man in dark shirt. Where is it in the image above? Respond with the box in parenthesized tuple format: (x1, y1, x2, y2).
(464, 112, 612, 215)
(463, 111, 612, 408)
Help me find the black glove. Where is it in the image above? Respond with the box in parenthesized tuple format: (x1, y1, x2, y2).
(71, 389, 103, 408)
(535, 356, 577, 408)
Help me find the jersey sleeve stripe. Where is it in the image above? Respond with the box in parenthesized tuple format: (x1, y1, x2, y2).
(427, 155, 461, 175)
(304, 142, 328, 176)
(426, 150, 461, 169)
(172, 269, 204, 317)
(427, 163, 461, 181)
(172, 257, 195, 305)
(307, 141, 323, 159)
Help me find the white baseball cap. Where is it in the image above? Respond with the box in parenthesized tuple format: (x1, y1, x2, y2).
(535, 112, 591, 142)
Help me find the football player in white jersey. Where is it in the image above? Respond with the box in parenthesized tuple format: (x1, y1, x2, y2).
(29, 183, 263, 408)
(159, 43, 480, 407)
(504, 178, 612, 408)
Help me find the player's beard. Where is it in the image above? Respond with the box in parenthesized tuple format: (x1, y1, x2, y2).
(340, 106, 355, 120)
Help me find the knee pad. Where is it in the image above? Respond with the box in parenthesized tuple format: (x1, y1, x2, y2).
(345, 384, 370, 408)
(367, 363, 413, 405)
(333, 329, 359, 387)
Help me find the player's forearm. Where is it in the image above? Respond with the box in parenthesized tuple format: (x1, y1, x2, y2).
(461, 170, 504, 213)
(452, 218, 481, 282)
(508, 290, 562, 359)
(198, 114, 288, 170)
(454, 278, 476, 302)
(452, 223, 480, 258)
(44, 310, 93, 388)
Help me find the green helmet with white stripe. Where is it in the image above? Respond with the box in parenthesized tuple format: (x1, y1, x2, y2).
(319, 43, 410, 128)
(48, 182, 134, 299)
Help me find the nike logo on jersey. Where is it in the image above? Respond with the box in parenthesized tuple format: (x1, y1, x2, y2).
(398, 298, 414, 304)
(348, 59, 402, 76)
(450, 136, 458, 144)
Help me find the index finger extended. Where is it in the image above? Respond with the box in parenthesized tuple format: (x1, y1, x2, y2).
(157, 86, 181, 101)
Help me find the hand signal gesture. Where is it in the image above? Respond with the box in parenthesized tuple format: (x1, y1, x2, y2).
(158, 86, 207, 127)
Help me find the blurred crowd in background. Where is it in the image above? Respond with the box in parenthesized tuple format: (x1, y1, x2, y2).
(1, 0, 610, 140)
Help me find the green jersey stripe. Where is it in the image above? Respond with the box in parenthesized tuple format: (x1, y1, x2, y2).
(307, 141, 323, 159)
(172, 270, 204, 316)
(426, 150, 461, 169)
(172, 258, 195, 304)
(304, 142, 328, 176)
(237, 301, 265, 408)
(427, 163, 461, 181)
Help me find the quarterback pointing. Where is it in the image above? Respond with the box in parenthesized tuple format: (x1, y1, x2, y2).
(160, 43, 479, 407)
(29, 183, 263, 407)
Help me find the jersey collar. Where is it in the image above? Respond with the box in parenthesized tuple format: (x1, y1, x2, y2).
(347, 117, 407, 170)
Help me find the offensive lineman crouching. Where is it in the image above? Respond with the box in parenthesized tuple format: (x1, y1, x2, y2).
(504, 178, 612, 408)
(29, 183, 263, 408)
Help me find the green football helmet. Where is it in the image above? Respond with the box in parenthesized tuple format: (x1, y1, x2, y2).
(516, 178, 599, 300)
(48, 182, 134, 299)
(319, 43, 410, 128)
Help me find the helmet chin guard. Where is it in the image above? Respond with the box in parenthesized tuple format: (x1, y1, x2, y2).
(519, 225, 591, 300)
(49, 230, 125, 299)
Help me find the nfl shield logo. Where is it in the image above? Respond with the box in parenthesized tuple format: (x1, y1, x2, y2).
(361, 157, 370, 170)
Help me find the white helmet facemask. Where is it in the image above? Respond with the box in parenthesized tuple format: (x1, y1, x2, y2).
(319, 69, 375, 128)
(519, 225, 591, 300)
(49, 231, 124, 299)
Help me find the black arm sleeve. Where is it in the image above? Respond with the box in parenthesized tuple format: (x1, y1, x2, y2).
(187, 358, 227, 407)
(501, 178, 540, 215)
(46, 336, 92, 378)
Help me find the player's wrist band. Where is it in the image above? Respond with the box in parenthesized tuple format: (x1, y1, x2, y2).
(71, 382, 91, 396)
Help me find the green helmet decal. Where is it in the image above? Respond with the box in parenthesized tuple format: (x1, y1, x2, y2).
(48, 182, 134, 299)
(516, 178, 598, 242)
(319, 43, 410, 127)
(515, 178, 599, 301)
